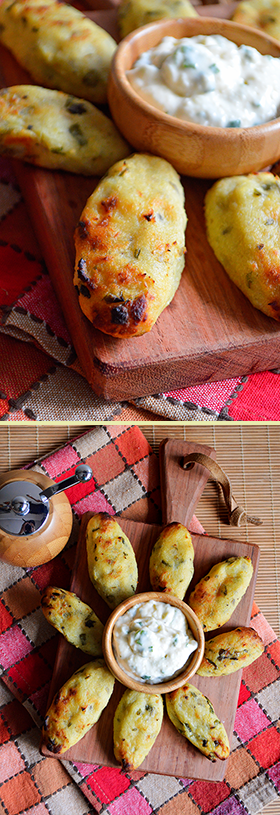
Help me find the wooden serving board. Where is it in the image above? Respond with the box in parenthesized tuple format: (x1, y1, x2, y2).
(41, 440, 260, 780)
(1, 6, 280, 400)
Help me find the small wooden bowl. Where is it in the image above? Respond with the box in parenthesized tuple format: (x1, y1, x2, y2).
(108, 17, 280, 178)
(102, 591, 204, 693)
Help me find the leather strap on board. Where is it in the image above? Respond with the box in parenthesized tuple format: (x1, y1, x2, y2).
(181, 453, 262, 527)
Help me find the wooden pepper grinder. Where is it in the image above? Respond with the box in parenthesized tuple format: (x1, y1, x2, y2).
(0, 464, 93, 567)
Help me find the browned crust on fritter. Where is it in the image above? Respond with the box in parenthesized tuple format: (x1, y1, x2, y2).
(197, 626, 264, 676)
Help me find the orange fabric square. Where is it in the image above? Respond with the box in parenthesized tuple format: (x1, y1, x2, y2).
(114, 426, 151, 464)
(242, 651, 279, 693)
(86, 444, 125, 486)
(2, 577, 41, 620)
(247, 727, 280, 769)
(0, 334, 53, 401)
(158, 795, 201, 815)
(33, 757, 71, 796)
(1, 772, 41, 815)
(225, 747, 259, 788)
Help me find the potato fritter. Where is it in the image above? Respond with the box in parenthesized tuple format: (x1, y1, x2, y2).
(205, 173, 280, 321)
(41, 586, 104, 656)
(0, 0, 116, 104)
(166, 683, 230, 761)
(0, 86, 129, 175)
(149, 522, 194, 599)
(41, 659, 115, 753)
(118, 0, 197, 39)
(188, 556, 253, 631)
(232, 0, 280, 42)
(197, 626, 264, 676)
(86, 513, 138, 609)
(113, 690, 163, 769)
(74, 153, 187, 338)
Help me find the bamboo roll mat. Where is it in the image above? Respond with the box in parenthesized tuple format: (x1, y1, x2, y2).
(0, 422, 279, 815)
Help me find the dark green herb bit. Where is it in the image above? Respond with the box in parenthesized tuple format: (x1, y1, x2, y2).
(85, 618, 95, 628)
(67, 101, 87, 115)
(209, 63, 220, 73)
(241, 46, 254, 61)
(69, 123, 87, 147)
(134, 248, 141, 258)
(206, 658, 217, 668)
(83, 69, 99, 87)
(227, 120, 241, 128)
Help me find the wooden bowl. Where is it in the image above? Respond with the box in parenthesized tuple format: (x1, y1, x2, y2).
(108, 17, 280, 178)
(102, 591, 204, 693)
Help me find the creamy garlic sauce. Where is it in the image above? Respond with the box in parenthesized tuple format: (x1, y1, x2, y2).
(113, 599, 198, 683)
(127, 34, 280, 128)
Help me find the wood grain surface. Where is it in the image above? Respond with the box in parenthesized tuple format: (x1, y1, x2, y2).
(0, 470, 73, 567)
(1, 6, 280, 400)
(40, 441, 260, 780)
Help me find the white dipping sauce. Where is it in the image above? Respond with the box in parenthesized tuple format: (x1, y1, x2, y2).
(127, 34, 280, 127)
(113, 599, 198, 683)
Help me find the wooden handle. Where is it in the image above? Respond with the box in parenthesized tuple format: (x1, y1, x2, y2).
(159, 439, 216, 526)
(182, 453, 262, 526)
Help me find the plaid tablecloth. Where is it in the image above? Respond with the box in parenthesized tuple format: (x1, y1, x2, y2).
(0, 425, 280, 815)
(1, 156, 280, 421)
